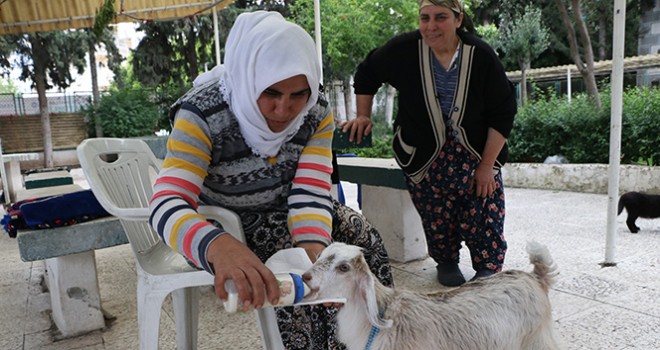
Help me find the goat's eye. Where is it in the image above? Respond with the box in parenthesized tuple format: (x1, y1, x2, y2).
(337, 263, 350, 273)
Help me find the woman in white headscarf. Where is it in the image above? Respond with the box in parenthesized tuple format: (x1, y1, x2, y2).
(150, 11, 393, 349)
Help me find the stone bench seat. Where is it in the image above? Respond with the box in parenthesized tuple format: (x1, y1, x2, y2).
(17, 216, 126, 262)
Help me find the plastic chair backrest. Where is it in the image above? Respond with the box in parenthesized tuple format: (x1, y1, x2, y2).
(78, 138, 163, 254)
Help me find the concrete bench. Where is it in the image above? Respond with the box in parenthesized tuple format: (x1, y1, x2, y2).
(336, 157, 427, 263)
(15, 185, 128, 338)
(1, 151, 40, 204)
(24, 170, 73, 189)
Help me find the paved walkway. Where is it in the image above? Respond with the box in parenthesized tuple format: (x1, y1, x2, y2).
(0, 172, 659, 349)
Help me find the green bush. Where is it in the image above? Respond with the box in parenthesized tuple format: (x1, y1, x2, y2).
(340, 85, 660, 165)
(621, 87, 660, 165)
(83, 87, 164, 138)
(152, 82, 192, 132)
(508, 86, 660, 165)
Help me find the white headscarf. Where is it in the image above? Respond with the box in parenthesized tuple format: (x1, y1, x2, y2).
(222, 11, 321, 157)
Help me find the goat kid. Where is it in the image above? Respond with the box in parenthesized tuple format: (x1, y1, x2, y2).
(302, 242, 563, 350)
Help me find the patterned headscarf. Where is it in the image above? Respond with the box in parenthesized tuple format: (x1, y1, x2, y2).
(222, 11, 321, 157)
(419, 0, 463, 14)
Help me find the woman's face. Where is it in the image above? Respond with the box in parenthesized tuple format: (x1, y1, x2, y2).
(257, 74, 311, 132)
(419, 5, 463, 51)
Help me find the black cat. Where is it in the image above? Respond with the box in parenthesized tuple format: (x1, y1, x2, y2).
(617, 191, 660, 233)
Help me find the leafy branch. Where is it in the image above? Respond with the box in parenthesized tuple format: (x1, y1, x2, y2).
(93, 0, 116, 38)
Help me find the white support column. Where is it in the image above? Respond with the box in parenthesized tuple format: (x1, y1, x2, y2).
(46, 252, 105, 337)
(604, 0, 626, 265)
(314, 0, 323, 84)
(213, 6, 221, 64)
(361, 185, 427, 262)
(0, 139, 9, 204)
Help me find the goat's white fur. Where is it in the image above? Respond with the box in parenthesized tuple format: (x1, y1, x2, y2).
(303, 241, 563, 350)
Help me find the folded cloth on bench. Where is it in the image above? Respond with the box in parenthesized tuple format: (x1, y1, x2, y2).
(1, 190, 110, 238)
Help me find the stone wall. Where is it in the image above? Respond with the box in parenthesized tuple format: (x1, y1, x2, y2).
(0, 113, 87, 153)
(503, 163, 660, 195)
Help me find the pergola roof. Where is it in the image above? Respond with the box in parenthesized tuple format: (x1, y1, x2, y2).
(0, 0, 234, 35)
(506, 53, 660, 82)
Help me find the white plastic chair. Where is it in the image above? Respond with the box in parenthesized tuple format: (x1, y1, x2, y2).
(77, 138, 283, 350)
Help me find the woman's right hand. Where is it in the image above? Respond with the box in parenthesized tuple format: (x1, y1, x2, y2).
(206, 234, 280, 311)
(340, 115, 373, 145)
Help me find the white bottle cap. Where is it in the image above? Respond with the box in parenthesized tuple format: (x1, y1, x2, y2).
(223, 280, 239, 313)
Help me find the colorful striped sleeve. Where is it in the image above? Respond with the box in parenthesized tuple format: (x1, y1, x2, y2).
(149, 106, 225, 274)
(287, 111, 335, 246)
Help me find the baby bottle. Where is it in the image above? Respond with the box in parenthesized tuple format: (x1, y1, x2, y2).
(223, 272, 310, 313)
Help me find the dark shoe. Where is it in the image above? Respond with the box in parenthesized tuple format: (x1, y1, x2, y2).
(436, 262, 466, 287)
(470, 269, 497, 281)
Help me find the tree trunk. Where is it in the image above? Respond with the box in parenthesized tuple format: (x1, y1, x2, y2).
(520, 63, 528, 105)
(385, 84, 395, 125)
(554, 0, 601, 108)
(30, 35, 54, 168)
(571, 0, 600, 108)
(332, 80, 346, 122)
(343, 79, 354, 120)
(598, 7, 608, 61)
(186, 26, 199, 81)
(89, 41, 103, 137)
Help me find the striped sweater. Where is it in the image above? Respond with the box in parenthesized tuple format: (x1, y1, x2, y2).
(149, 81, 335, 273)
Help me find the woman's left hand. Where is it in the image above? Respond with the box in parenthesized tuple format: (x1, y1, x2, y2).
(296, 242, 326, 263)
(471, 162, 496, 198)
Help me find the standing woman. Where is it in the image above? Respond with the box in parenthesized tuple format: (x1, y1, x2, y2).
(149, 11, 392, 349)
(344, 0, 517, 287)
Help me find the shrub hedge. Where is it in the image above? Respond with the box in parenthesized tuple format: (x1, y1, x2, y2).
(339, 85, 660, 165)
(85, 84, 659, 166)
(83, 87, 162, 138)
(509, 86, 660, 165)
(83, 82, 188, 138)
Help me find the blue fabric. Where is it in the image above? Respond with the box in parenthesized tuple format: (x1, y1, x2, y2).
(2, 190, 110, 237)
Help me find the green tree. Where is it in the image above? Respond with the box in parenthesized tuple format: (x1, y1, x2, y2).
(292, 0, 417, 81)
(132, 14, 218, 88)
(0, 36, 14, 71)
(0, 78, 17, 94)
(486, 0, 651, 74)
(499, 5, 549, 104)
(476, 23, 500, 49)
(0, 31, 87, 167)
(83, 28, 122, 137)
(553, 0, 601, 108)
(290, 0, 417, 118)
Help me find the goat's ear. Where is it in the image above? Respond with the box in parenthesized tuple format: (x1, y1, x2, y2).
(357, 256, 392, 329)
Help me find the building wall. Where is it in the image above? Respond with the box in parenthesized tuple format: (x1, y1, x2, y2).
(638, 0, 660, 86)
(0, 113, 87, 153)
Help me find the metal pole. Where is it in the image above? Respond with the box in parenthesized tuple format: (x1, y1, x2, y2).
(314, 0, 323, 84)
(213, 6, 221, 65)
(0, 138, 10, 204)
(604, 0, 626, 266)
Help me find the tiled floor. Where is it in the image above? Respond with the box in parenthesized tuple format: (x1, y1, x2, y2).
(1, 172, 659, 349)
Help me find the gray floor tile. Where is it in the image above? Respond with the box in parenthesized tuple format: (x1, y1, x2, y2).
(557, 304, 660, 350)
(3, 179, 660, 349)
